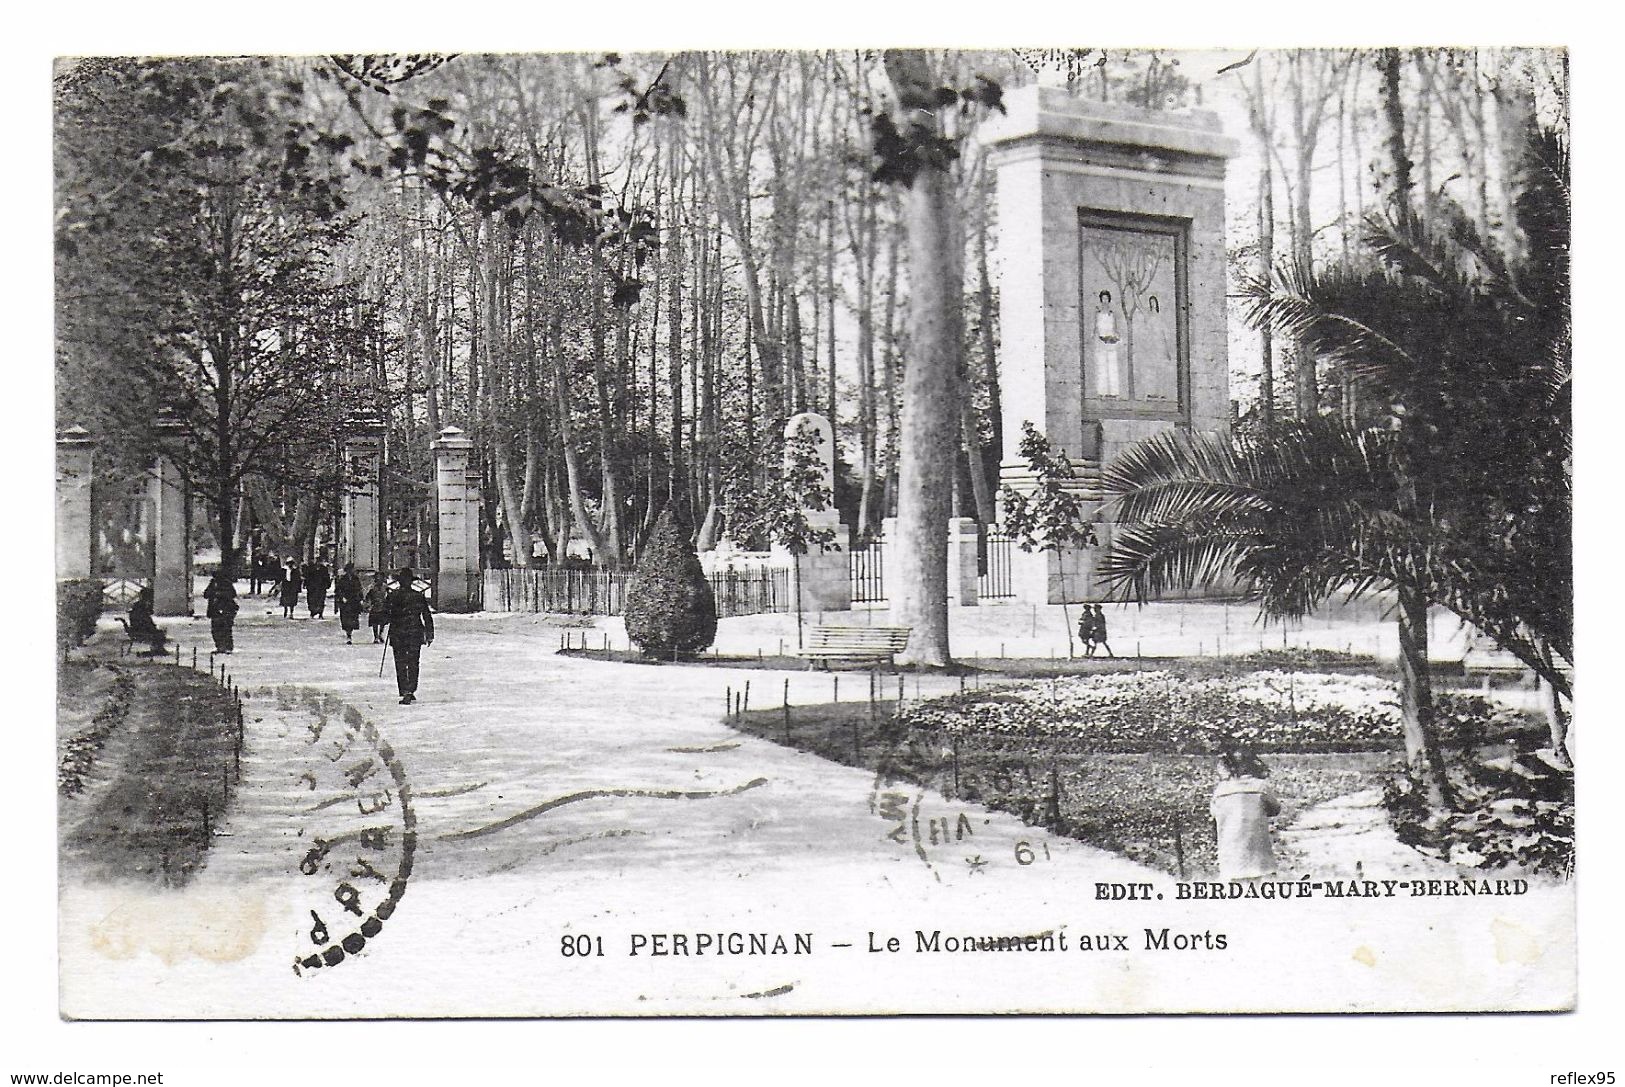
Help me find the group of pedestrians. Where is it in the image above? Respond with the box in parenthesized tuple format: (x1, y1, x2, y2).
(274, 558, 334, 620)
(1075, 603, 1114, 657)
(167, 557, 435, 706)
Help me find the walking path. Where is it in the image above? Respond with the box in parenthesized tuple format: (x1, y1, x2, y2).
(57, 601, 1572, 1016)
(1278, 789, 1462, 880)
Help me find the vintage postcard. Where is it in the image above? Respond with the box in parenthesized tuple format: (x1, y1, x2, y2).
(52, 45, 1575, 1020)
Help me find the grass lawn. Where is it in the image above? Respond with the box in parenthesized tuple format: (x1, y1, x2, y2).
(58, 659, 242, 886)
(725, 693, 1401, 878)
(557, 643, 1399, 679)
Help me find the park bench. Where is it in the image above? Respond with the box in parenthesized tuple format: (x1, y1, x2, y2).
(116, 617, 167, 658)
(797, 625, 912, 670)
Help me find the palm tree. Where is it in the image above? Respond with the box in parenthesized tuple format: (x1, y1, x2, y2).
(1097, 419, 1457, 807)
(1099, 121, 1571, 798)
(1245, 123, 1571, 741)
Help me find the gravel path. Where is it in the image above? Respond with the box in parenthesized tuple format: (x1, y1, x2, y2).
(57, 602, 1572, 1016)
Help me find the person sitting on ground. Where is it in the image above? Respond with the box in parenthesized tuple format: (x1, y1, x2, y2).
(126, 584, 167, 655)
(1211, 749, 1281, 880)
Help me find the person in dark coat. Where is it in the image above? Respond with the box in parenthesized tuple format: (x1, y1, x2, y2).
(302, 559, 331, 619)
(126, 584, 166, 655)
(1090, 604, 1115, 658)
(279, 559, 302, 619)
(334, 563, 364, 644)
(380, 567, 434, 705)
(203, 569, 239, 653)
(1078, 609, 1097, 658)
(365, 571, 390, 644)
(248, 555, 264, 595)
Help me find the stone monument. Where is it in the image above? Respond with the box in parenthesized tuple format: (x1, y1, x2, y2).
(431, 425, 482, 612)
(984, 85, 1237, 603)
(772, 412, 850, 612)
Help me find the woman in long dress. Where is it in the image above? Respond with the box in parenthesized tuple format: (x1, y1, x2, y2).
(1093, 290, 1121, 398)
(203, 569, 238, 653)
(334, 563, 364, 644)
(279, 559, 302, 619)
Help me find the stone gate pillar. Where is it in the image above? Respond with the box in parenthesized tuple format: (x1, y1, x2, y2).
(945, 516, 981, 606)
(341, 415, 386, 575)
(431, 426, 480, 613)
(56, 426, 94, 580)
(151, 414, 192, 616)
(984, 86, 1237, 602)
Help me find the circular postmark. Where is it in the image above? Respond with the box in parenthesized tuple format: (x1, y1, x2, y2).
(278, 688, 416, 975)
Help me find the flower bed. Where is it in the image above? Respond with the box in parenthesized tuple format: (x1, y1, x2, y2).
(897, 669, 1534, 754)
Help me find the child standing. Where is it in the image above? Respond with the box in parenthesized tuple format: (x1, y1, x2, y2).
(365, 571, 390, 644)
(1211, 750, 1281, 879)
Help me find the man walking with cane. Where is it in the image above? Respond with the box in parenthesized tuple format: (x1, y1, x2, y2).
(379, 567, 434, 705)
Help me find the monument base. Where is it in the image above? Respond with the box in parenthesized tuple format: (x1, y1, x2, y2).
(774, 510, 851, 613)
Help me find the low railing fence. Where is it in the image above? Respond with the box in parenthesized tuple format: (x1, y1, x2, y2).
(484, 566, 790, 618)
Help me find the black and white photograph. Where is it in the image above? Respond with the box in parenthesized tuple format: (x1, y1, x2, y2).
(16, 11, 1616, 1081)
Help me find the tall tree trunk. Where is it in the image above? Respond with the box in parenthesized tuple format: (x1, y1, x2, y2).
(879, 220, 902, 523)
(1398, 587, 1456, 809)
(667, 141, 686, 518)
(884, 49, 960, 668)
(1257, 148, 1276, 425)
(1378, 48, 1415, 208)
(1491, 55, 1535, 265)
(975, 180, 1002, 504)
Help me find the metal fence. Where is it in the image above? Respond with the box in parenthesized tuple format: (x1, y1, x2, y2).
(850, 527, 1014, 603)
(484, 566, 789, 618)
(100, 577, 150, 608)
(849, 539, 886, 603)
(979, 528, 1015, 600)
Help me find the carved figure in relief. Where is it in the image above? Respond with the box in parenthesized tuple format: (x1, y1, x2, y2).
(1093, 290, 1122, 397)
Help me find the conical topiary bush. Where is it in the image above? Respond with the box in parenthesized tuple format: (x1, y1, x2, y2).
(624, 507, 717, 659)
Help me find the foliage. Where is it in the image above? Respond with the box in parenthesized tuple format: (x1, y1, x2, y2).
(722, 423, 839, 557)
(56, 579, 105, 652)
(322, 54, 661, 297)
(1099, 418, 1411, 617)
(624, 507, 717, 658)
(1382, 754, 1573, 877)
(56, 57, 370, 566)
(897, 670, 1534, 754)
(58, 665, 241, 886)
(327, 55, 459, 94)
(1239, 646, 1378, 669)
(1240, 124, 1572, 694)
(1000, 421, 1099, 556)
(868, 63, 1003, 187)
(727, 695, 1384, 878)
